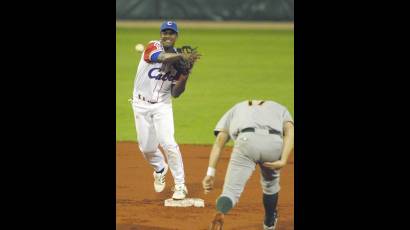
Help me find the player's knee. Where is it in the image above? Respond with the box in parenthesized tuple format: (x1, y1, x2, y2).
(138, 144, 157, 154)
(216, 196, 234, 214)
(160, 142, 178, 153)
(220, 191, 240, 208)
(157, 135, 177, 148)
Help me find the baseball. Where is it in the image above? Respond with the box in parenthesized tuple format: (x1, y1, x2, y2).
(135, 43, 145, 52)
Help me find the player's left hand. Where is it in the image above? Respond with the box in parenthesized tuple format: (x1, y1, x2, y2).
(202, 175, 215, 194)
(179, 45, 201, 62)
(263, 160, 287, 170)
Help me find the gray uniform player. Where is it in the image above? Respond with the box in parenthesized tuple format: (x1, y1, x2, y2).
(203, 100, 294, 230)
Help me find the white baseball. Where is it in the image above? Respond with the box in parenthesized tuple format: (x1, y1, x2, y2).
(135, 43, 144, 52)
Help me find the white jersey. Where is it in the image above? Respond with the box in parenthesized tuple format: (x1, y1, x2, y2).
(133, 40, 178, 103)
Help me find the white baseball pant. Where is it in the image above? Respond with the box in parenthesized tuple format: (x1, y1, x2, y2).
(131, 99, 185, 185)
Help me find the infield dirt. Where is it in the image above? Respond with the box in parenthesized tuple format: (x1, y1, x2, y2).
(116, 142, 294, 230)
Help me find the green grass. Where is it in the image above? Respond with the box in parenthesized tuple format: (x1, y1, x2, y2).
(116, 27, 293, 144)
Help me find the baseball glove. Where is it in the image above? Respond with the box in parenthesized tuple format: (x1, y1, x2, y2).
(176, 45, 201, 75)
(161, 45, 201, 76)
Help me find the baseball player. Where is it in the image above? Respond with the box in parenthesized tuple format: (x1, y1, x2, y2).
(202, 100, 294, 230)
(131, 21, 200, 200)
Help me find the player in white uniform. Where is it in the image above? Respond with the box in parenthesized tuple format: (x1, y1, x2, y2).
(131, 21, 196, 200)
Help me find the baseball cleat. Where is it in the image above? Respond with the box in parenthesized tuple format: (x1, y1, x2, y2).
(153, 164, 168, 193)
(208, 212, 224, 230)
(172, 184, 188, 200)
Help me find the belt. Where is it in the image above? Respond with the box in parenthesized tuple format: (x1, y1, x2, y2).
(138, 94, 157, 104)
(240, 127, 281, 136)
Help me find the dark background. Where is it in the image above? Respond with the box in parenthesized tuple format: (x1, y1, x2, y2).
(116, 0, 294, 21)
(3, 0, 404, 229)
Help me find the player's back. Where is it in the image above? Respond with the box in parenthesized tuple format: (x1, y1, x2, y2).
(229, 100, 292, 137)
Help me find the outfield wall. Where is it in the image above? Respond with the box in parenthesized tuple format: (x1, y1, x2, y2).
(116, 20, 294, 30)
(116, 0, 294, 21)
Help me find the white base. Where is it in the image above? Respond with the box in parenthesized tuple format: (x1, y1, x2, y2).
(164, 198, 205, 207)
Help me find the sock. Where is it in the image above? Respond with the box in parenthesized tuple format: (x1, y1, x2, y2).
(216, 196, 233, 214)
(263, 193, 278, 226)
(155, 167, 165, 174)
